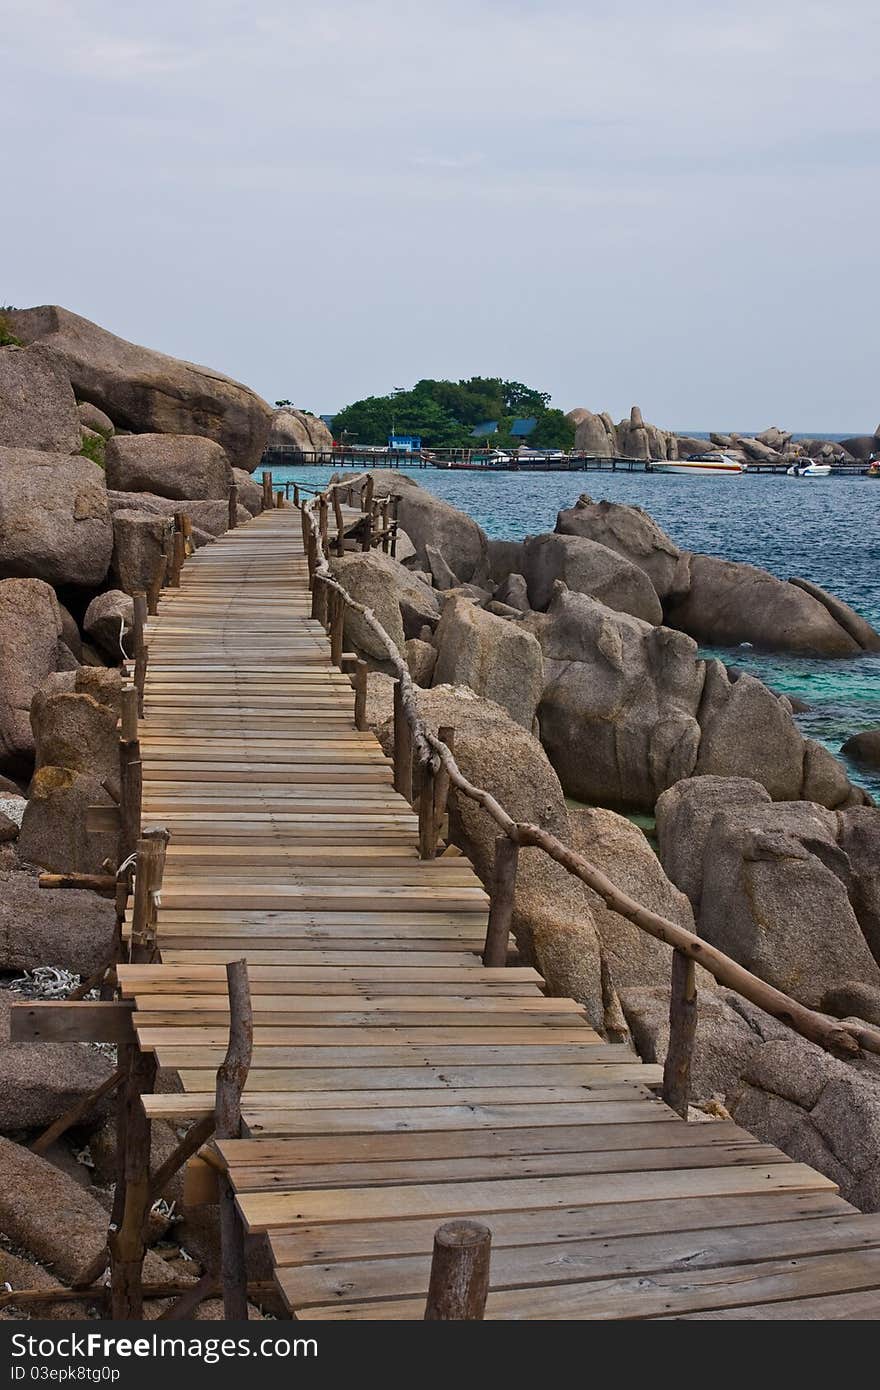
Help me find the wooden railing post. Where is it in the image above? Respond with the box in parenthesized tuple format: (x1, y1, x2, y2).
(261, 471, 273, 510)
(275, 489, 284, 509)
(424, 1221, 491, 1320)
(418, 757, 436, 860)
(318, 496, 329, 549)
(108, 1040, 156, 1319)
(215, 959, 253, 1320)
(432, 726, 454, 848)
(389, 496, 400, 559)
(380, 497, 390, 553)
(132, 592, 148, 716)
(392, 679, 413, 801)
(167, 529, 186, 588)
(361, 477, 374, 551)
(332, 487, 345, 556)
(329, 588, 344, 667)
(311, 571, 328, 627)
(662, 948, 697, 1118)
(129, 827, 170, 964)
(227, 483, 239, 530)
(118, 684, 142, 867)
(483, 834, 519, 966)
(293, 483, 300, 507)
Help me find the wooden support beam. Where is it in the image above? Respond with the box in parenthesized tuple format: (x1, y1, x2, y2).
(39, 872, 116, 897)
(329, 589, 344, 667)
(261, 471, 273, 510)
(432, 725, 454, 849)
(392, 678, 413, 801)
(167, 531, 186, 588)
(361, 476, 374, 551)
(215, 959, 254, 1320)
(418, 759, 436, 860)
(109, 1043, 157, 1319)
(227, 483, 239, 530)
(662, 948, 697, 1118)
(292, 483, 300, 507)
(483, 834, 519, 967)
(149, 1114, 215, 1203)
(29, 1067, 124, 1157)
(318, 496, 329, 549)
(332, 488, 345, 556)
(353, 658, 367, 732)
(157, 1272, 218, 1321)
(275, 489, 284, 509)
(147, 548, 168, 616)
(10, 1000, 135, 1045)
(424, 1221, 491, 1320)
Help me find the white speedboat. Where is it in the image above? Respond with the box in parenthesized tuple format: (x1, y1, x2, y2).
(786, 461, 832, 477)
(652, 452, 745, 476)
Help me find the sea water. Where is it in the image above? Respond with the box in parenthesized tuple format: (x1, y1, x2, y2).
(275, 465, 880, 801)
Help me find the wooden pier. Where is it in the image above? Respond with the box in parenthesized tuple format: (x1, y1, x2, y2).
(103, 500, 880, 1321)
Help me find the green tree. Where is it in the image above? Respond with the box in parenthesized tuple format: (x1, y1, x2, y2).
(529, 408, 575, 450)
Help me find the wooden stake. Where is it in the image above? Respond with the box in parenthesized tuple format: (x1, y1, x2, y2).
(129, 827, 170, 964)
(108, 1043, 157, 1319)
(261, 471, 273, 510)
(131, 592, 148, 713)
(361, 476, 375, 550)
(318, 496, 329, 548)
(30, 1067, 124, 1157)
(293, 483, 300, 506)
(353, 658, 367, 731)
(168, 531, 186, 587)
(146, 549, 167, 616)
(215, 959, 253, 1320)
(332, 487, 345, 556)
(432, 726, 454, 847)
(418, 759, 436, 860)
(392, 679, 413, 801)
(227, 483, 239, 530)
(275, 489, 284, 509)
(329, 589, 345, 667)
(662, 948, 697, 1118)
(306, 531, 318, 587)
(424, 1221, 491, 1320)
(483, 834, 519, 967)
(311, 572, 328, 626)
(120, 683, 138, 744)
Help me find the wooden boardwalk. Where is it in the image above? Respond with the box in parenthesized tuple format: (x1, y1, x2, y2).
(118, 507, 880, 1320)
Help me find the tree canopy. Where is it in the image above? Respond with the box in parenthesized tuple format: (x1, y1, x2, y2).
(331, 377, 573, 451)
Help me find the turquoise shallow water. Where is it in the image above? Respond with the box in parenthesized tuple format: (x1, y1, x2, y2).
(277, 465, 880, 801)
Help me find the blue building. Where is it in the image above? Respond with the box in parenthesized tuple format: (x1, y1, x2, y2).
(388, 433, 421, 452)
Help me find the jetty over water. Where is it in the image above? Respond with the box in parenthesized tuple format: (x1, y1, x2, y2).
(117, 503, 880, 1320)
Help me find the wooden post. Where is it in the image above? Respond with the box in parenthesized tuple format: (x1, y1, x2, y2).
(361, 476, 374, 550)
(318, 496, 329, 549)
(129, 827, 170, 964)
(418, 758, 436, 860)
(168, 530, 186, 587)
(332, 487, 345, 556)
(275, 489, 284, 509)
(424, 1221, 491, 1320)
(432, 727, 454, 848)
(300, 505, 311, 562)
(215, 959, 253, 1320)
(311, 571, 329, 627)
(146, 548, 167, 616)
(132, 592, 148, 716)
(261, 471, 272, 510)
(353, 659, 367, 732)
(483, 834, 519, 967)
(662, 948, 697, 1118)
(381, 497, 390, 553)
(329, 588, 345, 667)
(108, 1042, 157, 1319)
(392, 679, 413, 802)
(118, 684, 142, 866)
(227, 483, 239, 530)
(390, 495, 400, 558)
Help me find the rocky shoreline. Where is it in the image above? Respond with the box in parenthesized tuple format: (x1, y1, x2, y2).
(1, 303, 879, 1313)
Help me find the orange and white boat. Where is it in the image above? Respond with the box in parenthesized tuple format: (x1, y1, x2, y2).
(651, 451, 745, 476)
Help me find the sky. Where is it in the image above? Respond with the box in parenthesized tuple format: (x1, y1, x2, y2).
(3, 1, 879, 430)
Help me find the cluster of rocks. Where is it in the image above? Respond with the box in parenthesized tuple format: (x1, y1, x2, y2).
(0, 305, 284, 1313)
(266, 407, 334, 459)
(565, 404, 880, 466)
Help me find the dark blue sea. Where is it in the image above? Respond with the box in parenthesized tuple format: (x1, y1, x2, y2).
(276, 464, 880, 801)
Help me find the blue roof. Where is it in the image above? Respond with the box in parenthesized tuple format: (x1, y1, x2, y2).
(511, 416, 537, 437)
(470, 420, 498, 437)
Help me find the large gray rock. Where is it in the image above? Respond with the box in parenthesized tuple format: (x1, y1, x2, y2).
(698, 802, 880, 1007)
(621, 986, 764, 1103)
(0, 580, 63, 773)
(568, 806, 697, 992)
(0, 994, 113, 1133)
(83, 590, 133, 660)
(730, 1030, 880, 1211)
(268, 408, 334, 458)
(526, 587, 703, 809)
(523, 532, 662, 622)
(487, 538, 526, 584)
(405, 638, 437, 687)
(842, 728, 880, 770)
(105, 433, 232, 501)
(494, 572, 530, 612)
(76, 400, 114, 437)
(801, 738, 867, 810)
(655, 775, 771, 909)
(8, 305, 273, 470)
(0, 865, 115, 974)
(788, 579, 880, 653)
(0, 344, 80, 452)
(106, 490, 246, 540)
(694, 662, 807, 801)
(837, 807, 880, 966)
(232, 467, 262, 516)
(18, 768, 116, 874)
(329, 551, 439, 659)
(0, 448, 112, 587)
(31, 688, 119, 780)
(111, 509, 174, 593)
(344, 475, 489, 586)
(555, 494, 680, 597)
(432, 596, 544, 729)
(666, 553, 861, 656)
(567, 409, 617, 457)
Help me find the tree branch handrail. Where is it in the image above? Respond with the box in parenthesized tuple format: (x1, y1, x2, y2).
(300, 483, 880, 1063)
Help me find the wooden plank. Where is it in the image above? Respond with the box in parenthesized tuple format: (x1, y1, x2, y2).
(9, 1001, 135, 1044)
(237, 1165, 837, 1232)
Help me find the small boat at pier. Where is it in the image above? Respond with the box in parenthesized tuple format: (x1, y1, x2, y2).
(786, 461, 832, 477)
(651, 452, 745, 476)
